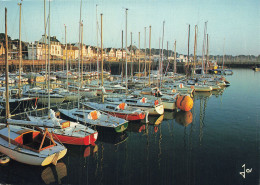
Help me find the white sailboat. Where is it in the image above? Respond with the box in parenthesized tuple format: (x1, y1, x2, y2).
(26, 0, 98, 146)
(0, 7, 67, 166)
(105, 95, 164, 115)
(0, 123, 67, 166)
(59, 13, 128, 133)
(59, 108, 128, 133)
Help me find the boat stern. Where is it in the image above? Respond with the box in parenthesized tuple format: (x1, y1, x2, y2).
(41, 148, 67, 166)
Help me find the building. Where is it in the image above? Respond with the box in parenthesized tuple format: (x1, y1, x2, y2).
(61, 44, 79, 60)
(73, 43, 95, 59)
(28, 35, 62, 60)
(0, 42, 5, 56)
(115, 49, 126, 59)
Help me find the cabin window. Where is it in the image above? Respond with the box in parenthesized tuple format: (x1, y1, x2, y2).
(73, 113, 84, 118)
(107, 106, 115, 110)
(126, 100, 136, 103)
(23, 132, 34, 145)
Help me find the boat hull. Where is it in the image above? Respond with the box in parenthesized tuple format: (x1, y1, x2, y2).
(194, 86, 212, 92)
(131, 104, 164, 115)
(105, 112, 145, 121)
(38, 96, 65, 105)
(59, 111, 128, 133)
(64, 95, 79, 102)
(52, 133, 97, 146)
(0, 138, 67, 166)
(0, 97, 38, 116)
(162, 101, 176, 110)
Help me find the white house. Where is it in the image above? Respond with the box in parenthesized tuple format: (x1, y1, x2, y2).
(28, 35, 62, 60)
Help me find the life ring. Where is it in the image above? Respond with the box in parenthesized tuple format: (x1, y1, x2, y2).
(0, 155, 10, 164)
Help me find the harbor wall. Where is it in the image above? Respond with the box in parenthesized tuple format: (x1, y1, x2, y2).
(0, 59, 259, 74)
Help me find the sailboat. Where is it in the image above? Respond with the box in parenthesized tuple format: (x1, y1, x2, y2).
(0, 123, 67, 166)
(26, 0, 98, 146)
(59, 13, 128, 133)
(0, 2, 38, 116)
(105, 95, 164, 115)
(0, 7, 67, 166)
(81, 102, 146, 121)
(27, 109, 98, 145)
(59, 108, 128, 133)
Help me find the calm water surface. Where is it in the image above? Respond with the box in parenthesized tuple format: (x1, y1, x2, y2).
(0, 68, 259, 185)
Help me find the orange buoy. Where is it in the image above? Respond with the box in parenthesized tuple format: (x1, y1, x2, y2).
(176, 95, 193, 111)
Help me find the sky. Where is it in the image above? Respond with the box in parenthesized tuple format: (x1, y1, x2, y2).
(0, 0, 259, 56)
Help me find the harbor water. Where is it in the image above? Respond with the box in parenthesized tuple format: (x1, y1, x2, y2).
(0, 68, 259, 185)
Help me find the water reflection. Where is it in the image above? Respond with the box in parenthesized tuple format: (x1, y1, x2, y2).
(65, 144, 98, 158)
(147, 115, 164, 125)
(0, 161, 46, 184)
(83, 145, 98, 158)
(163, 111, 176, 120)
(127, 122, 146, 133)
(211, 88, 225, 97)
(41, 162, 67, 184)
(194, 91, 212, 98)
(175, 111, 193, 127)
(97, 132, 128, 145)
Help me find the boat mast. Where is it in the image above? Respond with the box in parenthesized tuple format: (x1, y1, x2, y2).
(193, 25, 198, 78)
(138, 32, 140, 80)
(160, 21, 165, 89)
(81, 23, 83, 87)
(166, 41, 169, 76)
(202, 21, 208, 75)
(144, 27, 146, 76)
(18, 2, 22, 98)
(205, 34, 209, 74)
(78, 0, 82, 108)
(222, 38, 225, 70)
(44, 0, 47, 86)
(96, 4, 99, 86)
(32, 43, 34, 71)
(100, 13, 104, 103)
(47, 0, 51, 118)
(121, 30, 123, 83)
(130, 32, 133, 80)
(125, 8, 128, 94)
(158, 37, 161, 87)
(65, 25, 68, 90)
(5, 8, 10, 119)
(187, 24, 190, 76)
(148, 25, 151, 87)
(174, 40, 176, 74)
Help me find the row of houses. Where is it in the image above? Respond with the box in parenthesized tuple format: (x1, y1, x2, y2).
(26, 35, 146, 61)
(1, 35, 189, 62)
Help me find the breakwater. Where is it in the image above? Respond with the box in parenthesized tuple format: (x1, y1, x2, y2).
(0, 59, 259, 74)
